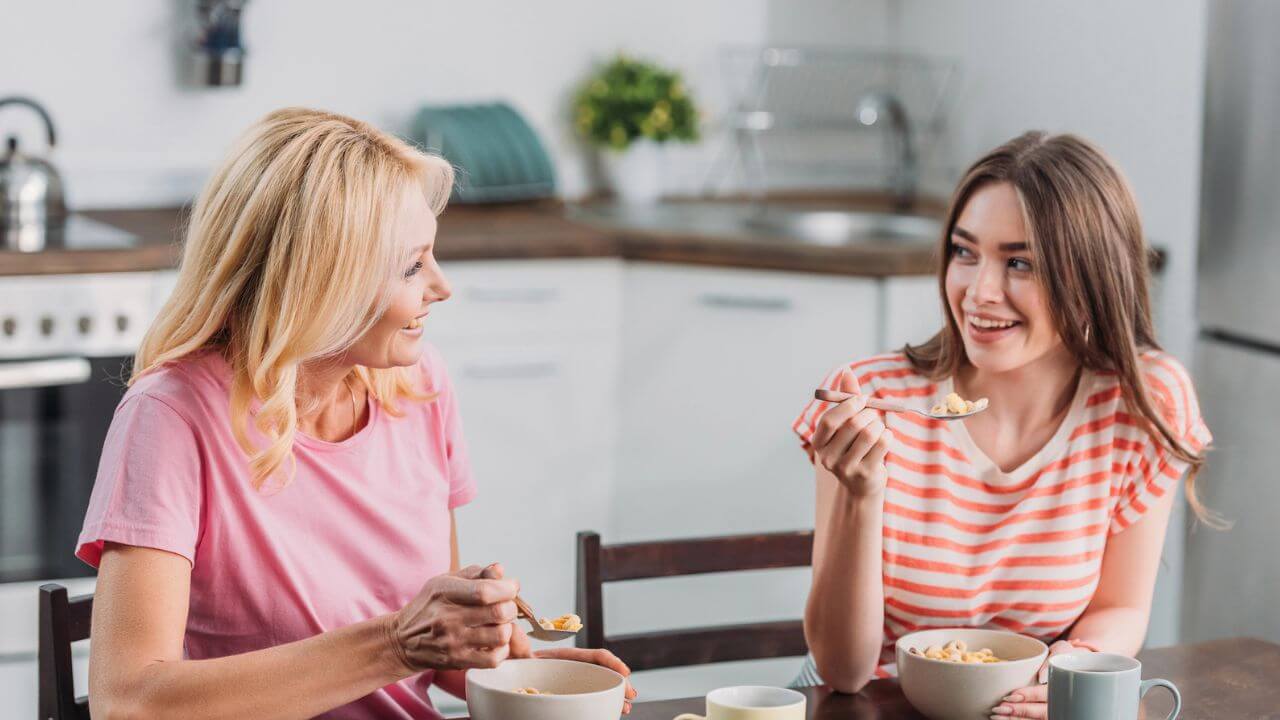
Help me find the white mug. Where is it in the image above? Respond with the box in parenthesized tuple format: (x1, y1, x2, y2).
(673, 686, 806, 720)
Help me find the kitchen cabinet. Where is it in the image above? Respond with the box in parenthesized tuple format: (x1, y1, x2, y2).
(882, 275, 945, 351)
(604, 263, 880, 695)
(443, 338, 619, 622)
(430, 260, 622, 624)
(614, 263, 880, 542)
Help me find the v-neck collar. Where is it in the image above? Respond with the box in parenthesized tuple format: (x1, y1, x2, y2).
(940, 368, 1094, 482)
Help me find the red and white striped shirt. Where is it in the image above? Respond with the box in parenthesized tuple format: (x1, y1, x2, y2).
(792, 351, 1211, 676)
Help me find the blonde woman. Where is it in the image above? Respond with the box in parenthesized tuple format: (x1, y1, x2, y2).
(793, 133, 1215, 719)
(77, 108, 635, 719)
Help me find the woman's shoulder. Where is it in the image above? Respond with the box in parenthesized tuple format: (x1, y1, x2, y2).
(1137, 349, 1203, 434)
(125, 350, 230, 421)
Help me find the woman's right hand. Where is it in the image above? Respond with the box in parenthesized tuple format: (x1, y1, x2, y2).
(811, 368, 891, 498)
(386, 563, 520, 672)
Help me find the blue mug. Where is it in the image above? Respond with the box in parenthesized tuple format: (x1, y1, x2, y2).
(1048, 652, 1180, 719)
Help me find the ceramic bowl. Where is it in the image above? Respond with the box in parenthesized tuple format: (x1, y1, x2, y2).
(466, 658, 626, 720)
(895, 628, 1049, 720)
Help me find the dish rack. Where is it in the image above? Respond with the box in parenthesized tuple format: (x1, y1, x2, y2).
(705, 47, 959, 205)
(409, 102, 557, 204)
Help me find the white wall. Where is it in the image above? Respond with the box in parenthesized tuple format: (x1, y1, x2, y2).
(0, 0, 768, 208)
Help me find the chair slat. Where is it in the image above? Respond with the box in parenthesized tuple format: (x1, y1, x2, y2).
(600, 530, 813, 581)
(605, 620, 807, 672)
(576, 530, 814, 672)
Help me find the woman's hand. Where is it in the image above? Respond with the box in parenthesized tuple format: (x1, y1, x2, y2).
(386, 563, 520, 672)
(509, 624, 639, 714)
(811, 368, 891, 498)
(990, 640, 1092, 719)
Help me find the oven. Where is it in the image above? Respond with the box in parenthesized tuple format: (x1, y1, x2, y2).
(0, 356, 130, 581)
(0, 271, 170, 584)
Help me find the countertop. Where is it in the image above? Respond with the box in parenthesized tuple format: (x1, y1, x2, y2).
(0, 194, 1165, 278)
(0, 194, 949, 278)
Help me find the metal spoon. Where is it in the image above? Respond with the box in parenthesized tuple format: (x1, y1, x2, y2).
(813, 388, 988, 420)
(513, 595, 578, 642)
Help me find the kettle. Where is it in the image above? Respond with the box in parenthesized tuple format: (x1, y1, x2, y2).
(0, 97, 67, 252)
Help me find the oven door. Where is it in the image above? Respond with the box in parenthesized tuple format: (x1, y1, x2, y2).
(0, 356, 130, 582)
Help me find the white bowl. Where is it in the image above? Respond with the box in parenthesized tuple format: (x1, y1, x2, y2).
(465, 658, 626, 720)
(895, 628, 1048, 720)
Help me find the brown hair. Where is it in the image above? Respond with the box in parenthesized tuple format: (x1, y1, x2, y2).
(905, 131, 1219, 525)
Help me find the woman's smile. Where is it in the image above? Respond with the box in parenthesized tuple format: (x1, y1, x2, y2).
(401, 311, 427, 335)
(964, 310, 1023, 344)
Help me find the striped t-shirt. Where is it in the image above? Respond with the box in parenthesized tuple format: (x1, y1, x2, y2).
(791, 350, 1211, 677)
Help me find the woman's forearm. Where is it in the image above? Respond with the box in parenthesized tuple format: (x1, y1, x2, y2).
(95, 614, 413, 720)
(1068, 605, 1150, 656)
(805, 482, 886, 693)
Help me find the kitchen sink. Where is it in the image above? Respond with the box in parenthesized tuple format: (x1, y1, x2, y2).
(744, 208, 941, 246)
(568, 201, 942, 247)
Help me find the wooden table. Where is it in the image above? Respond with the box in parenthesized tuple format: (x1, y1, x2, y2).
(467, 638, 1280, 719)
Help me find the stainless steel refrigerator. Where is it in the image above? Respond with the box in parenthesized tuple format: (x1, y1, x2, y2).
(1182, 0, 1280, 645)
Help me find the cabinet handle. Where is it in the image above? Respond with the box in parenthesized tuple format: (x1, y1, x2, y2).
(465, 288, 560, 304)
(697, 293, 793, 312)
(462, 361, 560, 380)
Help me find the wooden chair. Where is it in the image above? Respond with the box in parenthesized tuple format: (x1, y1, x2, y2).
(575, 530, 814, 671)
(38, 583, 93, 720)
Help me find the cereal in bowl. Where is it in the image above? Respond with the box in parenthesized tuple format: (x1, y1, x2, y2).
(908, 639, 1005, 663)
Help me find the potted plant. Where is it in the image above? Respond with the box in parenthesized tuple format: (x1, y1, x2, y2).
(573, 54, 700, 204)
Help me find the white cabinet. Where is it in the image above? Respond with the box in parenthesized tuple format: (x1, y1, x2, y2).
(428, 260, 622, 625)
(606, 263, 880, 695)
(882, 275, 945, 352)
(445, 339, 618, 621)
(614, 263, 880, 542)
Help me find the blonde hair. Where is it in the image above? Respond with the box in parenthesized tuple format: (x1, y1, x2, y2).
(133, 107, 454, 491)
(905, 131, 1221, 526)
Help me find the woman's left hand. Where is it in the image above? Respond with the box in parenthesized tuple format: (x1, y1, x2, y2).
(990, 640, 1091, 719)
(509, 624, 639, 714)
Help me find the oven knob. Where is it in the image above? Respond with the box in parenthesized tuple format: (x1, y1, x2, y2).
(115, 314, 130, 333)
(40, 316, 55, 336)
(1, 317, 14, 337)
(78, 315, 93, 334)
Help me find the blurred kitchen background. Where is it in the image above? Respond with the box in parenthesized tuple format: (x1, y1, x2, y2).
(0, 1, 1274, 717)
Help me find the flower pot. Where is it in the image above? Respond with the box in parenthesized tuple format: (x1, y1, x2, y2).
(601, 141, 665, 204)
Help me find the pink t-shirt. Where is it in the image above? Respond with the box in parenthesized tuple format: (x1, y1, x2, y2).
(76, 345, 475, 719)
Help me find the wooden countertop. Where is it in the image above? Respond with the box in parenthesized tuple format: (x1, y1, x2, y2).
(0, 196, 1165, 278)
(0, 195, 947, 278)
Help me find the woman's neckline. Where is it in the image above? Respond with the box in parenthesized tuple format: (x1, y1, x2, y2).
(941, 367, 1093, 480)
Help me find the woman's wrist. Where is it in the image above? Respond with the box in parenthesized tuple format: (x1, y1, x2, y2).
(380, 612, 416, 676)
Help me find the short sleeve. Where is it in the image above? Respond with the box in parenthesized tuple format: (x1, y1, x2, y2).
(791, 364, 848, 462)
(76, 392, 205, 567)
(422, 346, 476, 510)
(1110, 355, 1213, 534)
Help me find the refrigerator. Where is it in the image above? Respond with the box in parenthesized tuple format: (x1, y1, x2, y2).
(1182, 0, 1280, 645)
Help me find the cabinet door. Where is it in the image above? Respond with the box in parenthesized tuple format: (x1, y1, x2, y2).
(616, 263, 879, 541)
(609, 264, 878, 693)
(431, 259, 622, 342)
(438, 339, 619, 623)
(882, 275, 945, 352)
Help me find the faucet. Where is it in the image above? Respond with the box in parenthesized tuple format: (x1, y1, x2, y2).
(854, 90, 917, 211)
